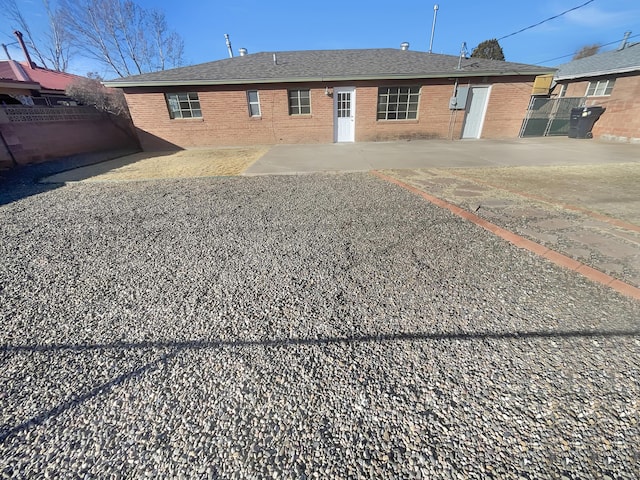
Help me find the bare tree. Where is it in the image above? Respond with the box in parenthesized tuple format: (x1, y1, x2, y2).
(148, 10, 184, 72)
(66, 75, 130, 117)
(61, 0, 184, 77)
(42, 0, 72, 71)
(573, 44, 600, 60)
(1, 0, 71, 71)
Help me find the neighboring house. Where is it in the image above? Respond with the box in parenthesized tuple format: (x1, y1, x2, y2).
(0, 59, 81, 106)
(552, 33, 640, 142)
(104, 46, 553, 150)
(1, 43, 138, 168)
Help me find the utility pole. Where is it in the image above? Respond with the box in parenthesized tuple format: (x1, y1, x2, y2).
(428, 4, 439, 53)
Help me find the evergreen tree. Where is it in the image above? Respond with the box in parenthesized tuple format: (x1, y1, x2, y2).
(471, 39, 505, 61)
(573, 44, 600, 60)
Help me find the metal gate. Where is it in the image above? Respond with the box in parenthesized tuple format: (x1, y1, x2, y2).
(520, 97, 586, 137)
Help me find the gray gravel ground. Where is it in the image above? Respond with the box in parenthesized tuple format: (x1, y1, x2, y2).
(1, 173, 639, 479)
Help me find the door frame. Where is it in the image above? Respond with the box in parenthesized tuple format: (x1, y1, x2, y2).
(333, 86, 356, 143)
(461, 85, 491, 139)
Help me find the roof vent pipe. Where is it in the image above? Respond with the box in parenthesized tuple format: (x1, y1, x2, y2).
(239, 48, 248, 56)
(400, 42, 409, 51)
(224, 33, 233, 58)
(14, 31, 35, 69)
(618, 31, 631, 51)
(1, 43, 12, 60)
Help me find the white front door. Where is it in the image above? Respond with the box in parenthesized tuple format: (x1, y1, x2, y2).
(461, 86, 490, 139)
(334, 87, 355, 142)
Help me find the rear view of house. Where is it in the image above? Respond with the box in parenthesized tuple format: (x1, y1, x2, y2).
(104, 46, 554, 150)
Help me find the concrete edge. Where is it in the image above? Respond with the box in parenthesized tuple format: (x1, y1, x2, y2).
(371, 170, 640, 301)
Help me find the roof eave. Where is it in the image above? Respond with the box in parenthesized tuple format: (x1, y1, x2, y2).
(39, 88, 69, 94)
(556, 65, 640, 81)
(0, 80, 41, 90)
(104, 70, 552, 88)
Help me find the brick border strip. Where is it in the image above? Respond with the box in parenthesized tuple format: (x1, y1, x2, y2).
(371, 170, 640, 301)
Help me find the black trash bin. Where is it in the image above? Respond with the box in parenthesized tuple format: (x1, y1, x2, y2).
(568, 106, 605, 139)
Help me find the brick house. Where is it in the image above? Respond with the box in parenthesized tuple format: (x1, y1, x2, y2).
(104, 47, 553, 150)
(552, 34, 640, 143)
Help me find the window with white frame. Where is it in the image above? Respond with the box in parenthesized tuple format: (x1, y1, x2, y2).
(586, 79, 615, 97)
(247, 90, 261, 117)
(377, 86, 420, 120)
(165, 92, 202, 119)
(288, 89, 311, 115)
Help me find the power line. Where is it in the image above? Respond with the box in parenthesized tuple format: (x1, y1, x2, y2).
(498, 0, 595, 41)
(534, 32, 640, 65)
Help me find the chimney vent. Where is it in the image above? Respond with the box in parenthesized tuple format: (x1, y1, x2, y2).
(224, 33, 233, 58)
(400, 42, 410, 51)
(239, 48, 248, 56)
(14, 31, 36, 69)
(618, 31, 631, 51)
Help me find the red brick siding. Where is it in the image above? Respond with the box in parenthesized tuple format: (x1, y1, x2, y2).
(0, 114, 138, 167)
(125, 84, 336, 150)
(355, 81, 461, 141)
(483, 79, 535, 138)
(124, 77, 537, 150)
(560, 73, 640, 142)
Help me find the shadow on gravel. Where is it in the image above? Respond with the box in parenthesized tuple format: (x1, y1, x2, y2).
(2, 328, 639, 354)
(0, 149, 139, 206)
(0, 170, 63, 207)
(1, 327, 639, 444)
(0, 351, 177, 444)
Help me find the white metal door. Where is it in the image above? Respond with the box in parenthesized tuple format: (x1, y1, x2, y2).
(461, 86, 490, 139)
(334, 87, 355, 142)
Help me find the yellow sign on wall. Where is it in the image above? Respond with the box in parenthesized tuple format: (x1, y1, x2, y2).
(532, 74, 554, 95)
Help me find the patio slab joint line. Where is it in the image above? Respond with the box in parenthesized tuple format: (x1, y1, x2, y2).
(444, 169, 640, 234)
(371, 170, 640, 301)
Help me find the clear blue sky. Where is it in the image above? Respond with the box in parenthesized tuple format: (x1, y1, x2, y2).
(1, 0, 639, 76)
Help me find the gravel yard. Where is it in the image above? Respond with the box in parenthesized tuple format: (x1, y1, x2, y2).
(1, 173, 639, 478)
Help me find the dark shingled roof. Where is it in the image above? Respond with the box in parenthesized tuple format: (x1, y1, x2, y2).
(554, 43, 640, 81)
(103, 49, 554, 87)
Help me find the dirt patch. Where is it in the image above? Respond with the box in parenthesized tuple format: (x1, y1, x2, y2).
(42, 147, 270, 183)
(438, 163, 640, 225)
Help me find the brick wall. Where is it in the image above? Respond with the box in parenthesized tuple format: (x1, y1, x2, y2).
(482, 78, 536, 138)
(0, 106, 139, 168)
(560, 73, 640, 142)
(355, 81, 461, 142)
(124, 76, 537, 150)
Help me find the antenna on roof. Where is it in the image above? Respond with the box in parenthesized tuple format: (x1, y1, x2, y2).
(618, 31, 631, 51)
(224, 34, 234, 58)
(456, 42, 468, 70)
